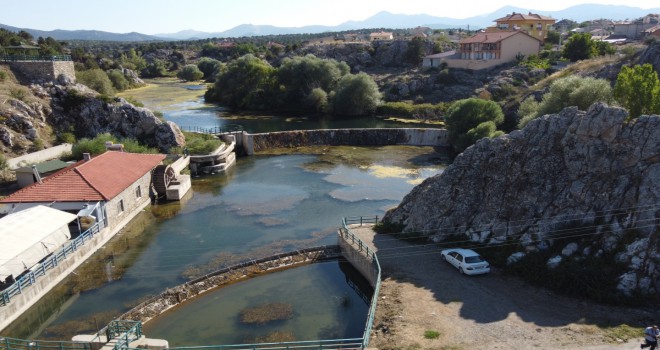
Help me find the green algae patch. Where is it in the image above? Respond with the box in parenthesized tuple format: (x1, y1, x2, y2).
(116, 78, 208, 112)
(246, 330, 297, 343)
(239, 302, 294, 325)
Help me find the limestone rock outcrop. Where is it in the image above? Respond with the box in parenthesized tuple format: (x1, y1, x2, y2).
(49, 84, 184, 152)
(383, 103, 659, 297)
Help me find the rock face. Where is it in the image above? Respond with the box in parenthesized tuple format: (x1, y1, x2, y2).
(49, 84, 184, 152)
(383, 103, 659, 297)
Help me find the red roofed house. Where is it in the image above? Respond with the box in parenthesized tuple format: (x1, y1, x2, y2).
(424, 31, 541, 70)
(488, 12, 556, 41)
(0, 151, 165, 231)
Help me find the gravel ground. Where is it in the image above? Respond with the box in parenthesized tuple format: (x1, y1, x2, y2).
(349, 225, 654, 350)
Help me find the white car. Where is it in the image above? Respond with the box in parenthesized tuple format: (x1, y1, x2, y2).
(440, 248, 490, 275)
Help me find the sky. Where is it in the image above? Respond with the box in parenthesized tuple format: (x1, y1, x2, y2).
(2, 0, 659, 35)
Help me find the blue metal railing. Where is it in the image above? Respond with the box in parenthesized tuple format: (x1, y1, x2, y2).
(340, 216, 381, 349)
(1, 221, 105, 306)
(0, 55, 72, 62)
(106, 320, 142, 350)
(0, 336, 91, 350)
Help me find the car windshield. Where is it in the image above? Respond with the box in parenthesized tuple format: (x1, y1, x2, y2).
(465, 255, 485, 263)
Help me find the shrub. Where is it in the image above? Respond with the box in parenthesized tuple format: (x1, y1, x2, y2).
(445, 98, 504, 152)
(9, 87, 28, 101)
(58, 132, 76, 144)
(373, 221, 405, 234)
(177, 64, 204, 82)
(106, 69, 130, 91)
(183, 132, 223, 155)
(613, 63, 660, 119)
(62, 89, 88, 112)
(332, 73, 381, 116)
(31, 138, 45, 151)
(424, 330, 440, 339)
(0, 71, 7, 81)
(71, 133, 158, 159)
(518, 75, 612, 128)
(76, 69, 115, 95)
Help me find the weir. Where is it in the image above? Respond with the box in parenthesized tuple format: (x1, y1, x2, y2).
(228, 128, 448, 155)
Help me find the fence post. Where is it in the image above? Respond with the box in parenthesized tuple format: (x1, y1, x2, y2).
(1, 290, 9, 305)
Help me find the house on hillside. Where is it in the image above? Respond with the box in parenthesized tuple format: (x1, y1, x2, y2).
(370, 31, 394, 41)
(0, 151, 166, 231)
(0, 206, 77, 286)
(423, 31, 541, 70)
(643, 24, 660, 38)
(487, 12, 555, 41)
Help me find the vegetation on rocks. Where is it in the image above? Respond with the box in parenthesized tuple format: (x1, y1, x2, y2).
(445, 98, 504, 152)
(69, 133, 159, 159)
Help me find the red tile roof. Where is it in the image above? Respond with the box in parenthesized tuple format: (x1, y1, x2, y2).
(1, 151, 165, 203)
(460, 31, 539, 44)
(494, 12, 555, 22)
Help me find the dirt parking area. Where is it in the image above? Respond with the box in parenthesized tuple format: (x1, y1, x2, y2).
(349, 225, 655, 350)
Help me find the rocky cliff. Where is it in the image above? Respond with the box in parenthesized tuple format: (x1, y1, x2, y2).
(0, 74, 184, 155)
(383, 103, 659, 298)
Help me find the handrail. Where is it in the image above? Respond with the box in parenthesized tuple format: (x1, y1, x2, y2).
(0, 336, 91, 350)
(167, 338, 364, 350)
(182, 125, 243, 135)
(1, 221, 105, 306)
(0, 55, 72, 62)
(340, 216, 381, 349)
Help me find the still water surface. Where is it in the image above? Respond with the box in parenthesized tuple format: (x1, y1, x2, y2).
(4, 80, 448, 344)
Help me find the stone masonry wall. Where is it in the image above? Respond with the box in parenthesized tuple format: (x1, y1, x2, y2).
(9, 61, 75, 83)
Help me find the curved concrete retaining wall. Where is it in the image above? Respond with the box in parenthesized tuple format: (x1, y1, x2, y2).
(241, 128, 449, 155)
(118, 246, 340, 324)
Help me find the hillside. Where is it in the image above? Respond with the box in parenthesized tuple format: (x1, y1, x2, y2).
(382, 103, 659, 302)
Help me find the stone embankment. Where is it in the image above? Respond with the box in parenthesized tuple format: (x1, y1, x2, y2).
(245, 128, 448, 154)
(384, 103, 659, 297)
(119, 246, 340, 324)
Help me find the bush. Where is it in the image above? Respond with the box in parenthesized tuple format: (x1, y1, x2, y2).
(62, 89, 88, 112)
(71, 133, 158, 159)
(106, 69, 130, 91)
(76, 69, 115, 95)
(445, 98, 504, 152)
(424, 330, 440, 339)
(0, 71, 7, 81)
(9, 87, 28, 101)
(177, 64, 204, 82)
(183, 132, 223, 155)
(58, 132, 76, 144)
(518, 75, 612, 128)
(613, 63, 660, 119)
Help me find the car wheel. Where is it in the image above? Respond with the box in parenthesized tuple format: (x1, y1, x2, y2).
(459, 267, 465, 274)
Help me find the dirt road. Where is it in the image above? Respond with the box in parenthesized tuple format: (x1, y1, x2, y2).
(349, 225, 654, 350)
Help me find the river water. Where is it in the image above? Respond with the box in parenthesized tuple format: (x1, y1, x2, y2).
(1, 79, 448, 345)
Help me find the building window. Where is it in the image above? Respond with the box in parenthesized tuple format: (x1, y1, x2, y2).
(135, 186, 142, 198)
(118, 199, 125, 214)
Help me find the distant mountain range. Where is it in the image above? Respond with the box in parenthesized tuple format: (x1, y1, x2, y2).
(2, 4, 659, 42)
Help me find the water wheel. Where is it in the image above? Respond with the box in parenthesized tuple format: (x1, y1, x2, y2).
(152, 164, 176, 196)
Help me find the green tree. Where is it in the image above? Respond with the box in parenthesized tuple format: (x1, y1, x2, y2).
(445, 98, 504, 152)
(277, 54, 349, 110)
(76, 69, 115, 95)
(332, 73, 382, 116)
(205, 54, 276, 109)
(405, 37, 427, 65)
(595, 41, 616, 56)
(177, 64, 204, 81)
(545, 30, 560, 45)
(197, 57, 223, 81)
(141, 59, 168, 78)
(613, 63, 660, 119)
(518, 75, 613, 127)
(562, 33, 597, 62)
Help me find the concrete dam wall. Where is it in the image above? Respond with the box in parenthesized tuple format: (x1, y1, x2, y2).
(241, 128, 449, 154)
